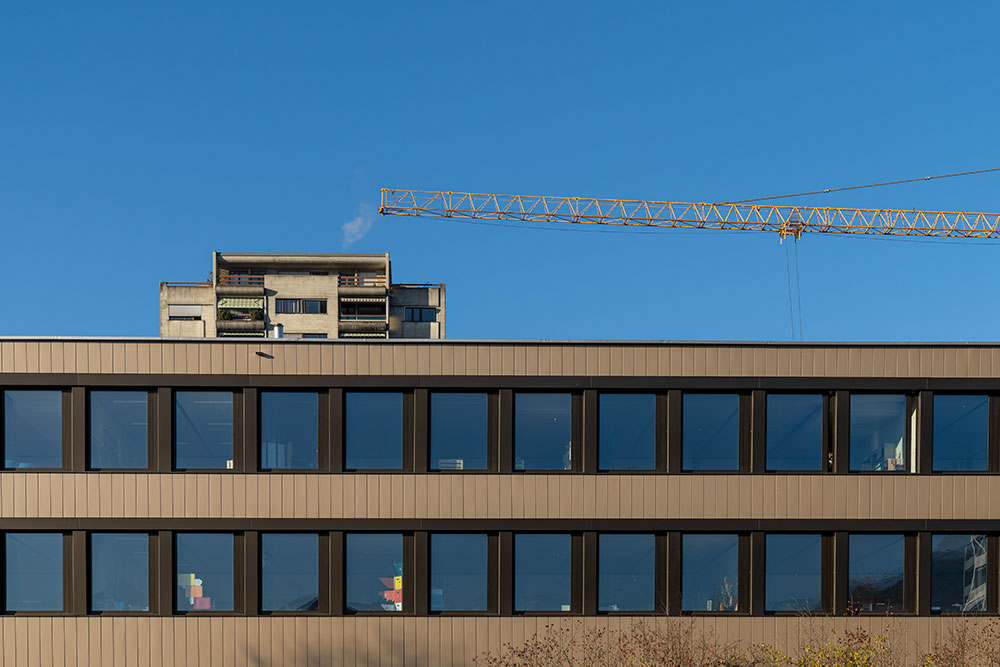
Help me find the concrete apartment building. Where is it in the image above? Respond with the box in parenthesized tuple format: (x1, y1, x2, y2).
(1, 338, 999, 664)
(160, 251, 445, 340)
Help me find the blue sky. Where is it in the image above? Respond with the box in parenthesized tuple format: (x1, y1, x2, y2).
(2, 2, 998, 341)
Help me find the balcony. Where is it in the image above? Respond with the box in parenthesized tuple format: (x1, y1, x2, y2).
(338, 275, 386, 287)
(338, 319, 387, 334)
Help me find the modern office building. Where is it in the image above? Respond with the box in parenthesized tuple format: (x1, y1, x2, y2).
(160, 251, 445, 340)
(0, 338, 998, 664)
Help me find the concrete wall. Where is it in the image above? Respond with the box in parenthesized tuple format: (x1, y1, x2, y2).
(263, 274, 345, 338)
(158, 284, 215, 338)
(389, 285, 445, 339)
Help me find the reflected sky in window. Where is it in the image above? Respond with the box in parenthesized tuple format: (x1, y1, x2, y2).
(261, 533, 318, 611)
(175, 392, 233, 469)
(91, 533, 148, 611)
(765, 534, 821, 611)
(346, 533, 403, 612)
(176, 533, 234, 612)
(766, 394, 823, 471)
(933, 395, 988, 471)
(515, 534, 571, 611)
(683, 394, 739, 471)
(515, 394, 572, 470)
(599, 534, 655, 611)
(431, 533, 487, 611)
(260, 392, 318, 470)
(682, 534, 739, 611)
(345, 393, 402, 470)
(6, 533, 62, 611)
(90, 391, 147, 469)
(430, 393, 487, 471)
(848, 534, 904, 613)
(599, 394, 655, 471)
(4, 390, 61, 469)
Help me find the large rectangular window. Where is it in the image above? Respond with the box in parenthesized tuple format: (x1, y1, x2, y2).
(3, 390, 62, 469)
(765, 534, 822, 612)
(599, 394, 655, 471)
(430, 534, 488, 612)
(89, 391, 148, 470)
(682, 534, 739, 612)
(176, 533, 235, 612)
(5, 533, 63, 611)
(766, 394, 824, 471)
(848, 534, 904, 613)
(91, 533, 149, 612)
(345, 392, 403, 470)
(514, 394, 573, 471)
(931, 534, 986, 613)
(514, 534, 572, 612)
(430, 393, 488, 471)
(260, 533, 318, 612)
(345, 533, 404, 612)
(598, 534, 655, 612)
(850, 395, 907, 471)
(933, 395, 988, 471)
(175, 392, 234, 470)
(683, 394, 739, 471)
(260, 392, 318, 470)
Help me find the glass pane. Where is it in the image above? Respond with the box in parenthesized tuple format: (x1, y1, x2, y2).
(766, 394, 823, 471)
(430, 393, 488, 471)
(260, 392, 318, 470)
(6, 533, 63, 611)
(931, 534, 986, 613)
(848, 534, 904, 613)
(175, 392, 233, 469)
(4, 391, 62, 469)
(599, 394, 655, 471)
(430, 534, 487, 611)
(765, 534, 822, 611)
(682, 534, 739, 611)
(514, 534, 571, 611)
(683, 394, 739, 471)
(91, 533, 149, 611)
(598, 534, 655, 611)
(345, 533, 403, 612)
(514, 394, 573, 470)
(850, 395, 906, 471)
(176, 533, 234, 612)
(933, 395, 988, 471)
(90, 391, 147, 469)
(345, 393, 402, 470)
(261, 533, 318, 611)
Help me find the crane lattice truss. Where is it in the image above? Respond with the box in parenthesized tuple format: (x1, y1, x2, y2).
(379, 188, 1000, 239)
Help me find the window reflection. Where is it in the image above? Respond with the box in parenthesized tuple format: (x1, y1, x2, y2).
(91, 533, 149, 611)
(260, 392, 318, 470)
(430, 393, 487, 471)
(261, 533, 318, 612)
(175, 392, 233, 470)
(514, 394, 573, 471)
(765, 534, 821, 612)
(599, 394, 655, 471)
(5, 533, 63, 611)
(850, 395, 907, 471)
(3, 391, 62, 469)
(90, 391, 147, 469)
(683, 394, 739, 471)
(176, 533, 234, 612)
(933, 396, 988, 472)
(931, 534, 986, 613)
(346, 533, 403, 612)
(345, 393, 403, 470)
(598, 534, 655, 611)
(515, 534, 572, 611)
(766, 395, 823, 471)
(848, 534, 904, 613)
(682, 534, 739, 611)
(430, 534, 487, 611)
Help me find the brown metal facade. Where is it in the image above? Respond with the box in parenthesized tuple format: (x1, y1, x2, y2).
(2, 338, 1000, 665)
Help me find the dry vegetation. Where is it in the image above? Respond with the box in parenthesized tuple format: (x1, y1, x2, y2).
(473, 618, 1000, 667)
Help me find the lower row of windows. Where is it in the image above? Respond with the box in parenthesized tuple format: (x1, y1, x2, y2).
(3, 531, 987, 615)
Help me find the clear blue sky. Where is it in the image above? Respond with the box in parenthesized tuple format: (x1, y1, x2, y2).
(2, 2, 998, 341)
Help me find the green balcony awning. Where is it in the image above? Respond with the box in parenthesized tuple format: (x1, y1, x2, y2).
(217, 297, 264, 309)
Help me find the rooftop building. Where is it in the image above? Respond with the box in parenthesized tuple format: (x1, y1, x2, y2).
(160, 251, 445, 339)
(0, 337, 996, 663)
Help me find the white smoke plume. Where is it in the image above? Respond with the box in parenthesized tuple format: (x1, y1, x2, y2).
(342, 203, 375, 249)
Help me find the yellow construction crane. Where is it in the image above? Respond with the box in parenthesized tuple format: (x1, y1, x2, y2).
(378, 188, 1000, 241)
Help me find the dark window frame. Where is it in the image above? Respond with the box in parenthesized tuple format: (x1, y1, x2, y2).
(86, 389, 156, 472)
(679, 392, 750, 473)
(425, 531, 498, 616)
(340, 531, 413, 616)
(762, 392, 832, 473)
(257, 531, 329, 616)
(595, 392, 659, 473)
(342, 390, 412, 472)
(848, 393, 915, 474)
(1, 531, 73, 616)
(258, 390, 327, 472)
(275, 299, 328, 315)
(172, 390, 238, 472)
(1, 387, 69, 472)
(87, 531, 156, 616)
(511, 392, 582, 473)
(426, 391, 497, 473)
(172, 531, 244, 616)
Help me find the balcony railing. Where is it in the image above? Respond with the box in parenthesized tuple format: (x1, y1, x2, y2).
(219, 275, 265, 286)
(339, 315, 387, 321)
(338, 275, 387, 287)
(164, 281, 213, 287)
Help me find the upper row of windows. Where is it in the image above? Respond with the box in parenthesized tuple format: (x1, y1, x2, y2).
(0, 390, 988, 472)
